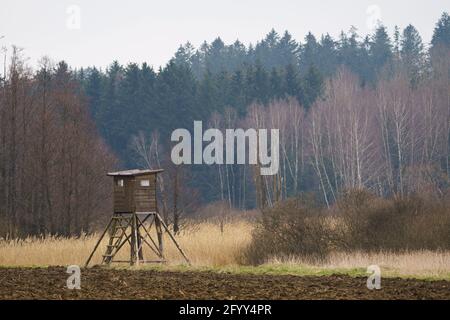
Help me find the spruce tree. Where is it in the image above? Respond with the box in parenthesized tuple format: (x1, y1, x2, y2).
(301, 64, 324, 109)
(369, 25, 393, 80)
(400, 24, 426, 86)
(431, 12, 450, 49)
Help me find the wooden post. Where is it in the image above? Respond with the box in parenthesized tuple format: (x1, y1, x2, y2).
(157, 213, 191, 265)
(84, 216, 114, 267)
(136, 215, 144, 261)
(154, 214, 164, 257)
(130, 214, 137, 265)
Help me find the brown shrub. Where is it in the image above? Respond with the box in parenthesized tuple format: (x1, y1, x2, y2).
(242, 190, 450, 265)
(337, 190, 450, 252)
(242, 197, 332, 265)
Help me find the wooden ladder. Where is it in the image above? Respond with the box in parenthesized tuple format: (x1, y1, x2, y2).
(101, 215, 133, 264)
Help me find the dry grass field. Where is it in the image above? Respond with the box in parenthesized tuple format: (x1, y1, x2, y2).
(0, 220, 449, 280)
(0, 221, 252, 267)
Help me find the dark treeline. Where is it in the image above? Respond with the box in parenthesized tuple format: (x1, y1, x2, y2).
(78, 47, 323, 160)
(75, 13, 450, 208)
(78, 14, 449, 162)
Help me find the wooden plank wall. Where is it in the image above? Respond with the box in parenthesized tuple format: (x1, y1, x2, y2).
(113, 177, 133, 213)
(134, 174, 157, 212)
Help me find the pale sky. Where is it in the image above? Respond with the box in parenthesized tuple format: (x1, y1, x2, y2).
(0, 0, 449, 70)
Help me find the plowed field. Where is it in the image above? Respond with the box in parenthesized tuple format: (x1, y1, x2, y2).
(0, 267, 448, 299)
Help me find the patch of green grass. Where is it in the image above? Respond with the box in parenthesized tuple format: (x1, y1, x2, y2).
(1, 262, 449, 281)
(122, 263, 450, 281)
(212, 264, 367, 277)
(0, 264, 50, 269)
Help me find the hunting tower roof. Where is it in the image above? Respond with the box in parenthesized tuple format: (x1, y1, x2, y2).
(107, 169, 164, 177)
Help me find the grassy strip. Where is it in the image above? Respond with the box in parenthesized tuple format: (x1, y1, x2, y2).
(118, 263, 450, 281)
(0, 262, 449, 281)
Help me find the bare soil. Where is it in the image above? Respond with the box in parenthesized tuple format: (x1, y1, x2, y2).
(0, 267, 448, 299)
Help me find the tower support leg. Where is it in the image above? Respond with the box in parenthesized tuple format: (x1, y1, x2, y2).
(154, 215, 164, 258)
(85, 212, 190, 267)
(85, 217, 114, 267)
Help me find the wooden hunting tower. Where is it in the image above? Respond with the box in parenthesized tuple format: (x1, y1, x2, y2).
(111, 169, 161, 214)
(85, 169, 189, 267)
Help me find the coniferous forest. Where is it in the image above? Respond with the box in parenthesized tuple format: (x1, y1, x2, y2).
(80, 14, 450, 205)
(1, 12, 450, 236)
